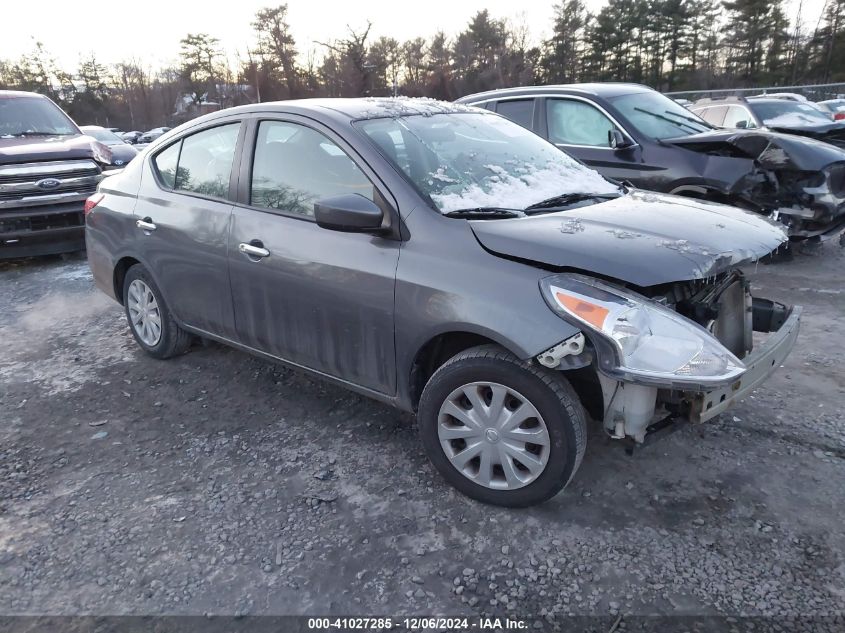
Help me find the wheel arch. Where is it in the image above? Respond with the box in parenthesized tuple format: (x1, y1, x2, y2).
(408, 329, 521, 411)
(113, 255, 141, 305)
(408, 327, 607, 422)
(111, 255, 182, 325)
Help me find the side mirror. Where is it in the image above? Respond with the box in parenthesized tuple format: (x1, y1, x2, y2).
(609, 129, 633, 149)
(735, 120, 749, 129)
(314, 194, 386, 233)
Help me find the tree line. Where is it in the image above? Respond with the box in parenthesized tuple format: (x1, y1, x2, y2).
(1, 0, 844, 131)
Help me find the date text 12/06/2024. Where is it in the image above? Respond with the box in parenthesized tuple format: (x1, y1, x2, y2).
(307, 617, 528, 630)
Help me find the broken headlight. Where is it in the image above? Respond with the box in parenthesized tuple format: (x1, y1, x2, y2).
(540, 274, 746, 387)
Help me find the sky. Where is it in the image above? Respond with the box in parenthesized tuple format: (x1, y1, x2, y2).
(0, 0, 830, 70)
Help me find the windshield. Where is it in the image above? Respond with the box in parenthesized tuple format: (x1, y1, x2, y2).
(751, 101, 833, 126)
(357, 112, 618, 213)
(0, 95, 78, 137)
(609, 91, 711, 139)
(83, 128, 123, 144)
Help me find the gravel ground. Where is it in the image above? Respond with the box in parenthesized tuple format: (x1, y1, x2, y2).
(0, 245, 843, 627)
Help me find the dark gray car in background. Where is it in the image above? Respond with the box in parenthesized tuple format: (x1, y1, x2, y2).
(85, 98, 801, 506)
(457, 84, 845, 240)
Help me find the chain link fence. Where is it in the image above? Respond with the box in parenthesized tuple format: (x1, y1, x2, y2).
(665, 82, 845, 103)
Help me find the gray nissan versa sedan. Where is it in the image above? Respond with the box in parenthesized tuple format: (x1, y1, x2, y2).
(85, 98, 802, 507)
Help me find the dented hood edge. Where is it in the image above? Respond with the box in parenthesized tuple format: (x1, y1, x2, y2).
(470, 191, 788, 287)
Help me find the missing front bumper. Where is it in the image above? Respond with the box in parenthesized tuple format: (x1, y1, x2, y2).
(690, 305, 802, 423)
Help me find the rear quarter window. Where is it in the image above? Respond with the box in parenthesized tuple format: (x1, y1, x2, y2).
(494, 99, 534, 130)
(153, 142, 180, 189)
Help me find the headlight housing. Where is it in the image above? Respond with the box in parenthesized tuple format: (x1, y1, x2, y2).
(540, 274, 745, 388)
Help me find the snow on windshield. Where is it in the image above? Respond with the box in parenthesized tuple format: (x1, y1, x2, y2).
(431, 161, 616, 212)
(763, 112, 829, 127)
(755, 102, 831, 127)
(358, 111, 618, 213)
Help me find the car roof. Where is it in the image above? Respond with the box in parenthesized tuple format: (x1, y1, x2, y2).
(0, 90, 49, 100)
(745, 98, 796, 105)
(749, 92, 806, 100)
(456, 83, 653, 103)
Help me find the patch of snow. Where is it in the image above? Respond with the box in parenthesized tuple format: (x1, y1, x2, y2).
(428, 167, 458, 185)
(431, 161, 619, 213)
(757, 145, 791, 166)
(607, 229, 644, 239)
(359, 97, 478, 119)
(559, 218, 585, 234)
(53, 263, 93, 281)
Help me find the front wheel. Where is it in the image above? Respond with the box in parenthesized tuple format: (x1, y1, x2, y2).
(417, 345, 587, 507)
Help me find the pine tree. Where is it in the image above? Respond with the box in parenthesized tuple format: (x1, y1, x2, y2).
(541, 1, 587, 83)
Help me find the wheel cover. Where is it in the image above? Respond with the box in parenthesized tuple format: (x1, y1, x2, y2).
(437, 381, 551, 491)
(127, 279, 162, 347)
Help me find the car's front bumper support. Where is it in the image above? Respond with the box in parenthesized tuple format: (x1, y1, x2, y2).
(690, 305, 802, 423)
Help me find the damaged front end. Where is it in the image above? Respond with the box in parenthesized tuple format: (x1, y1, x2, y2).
(537, 271, 801, 445)
(667, 131, 845, 240)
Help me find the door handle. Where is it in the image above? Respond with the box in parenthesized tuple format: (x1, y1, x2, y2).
(238, 242, 270, 259)
(136, 218, 157, 232)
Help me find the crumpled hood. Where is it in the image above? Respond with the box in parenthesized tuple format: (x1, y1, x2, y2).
(0, 134, 111, 165)
(664, 129, 845, 171)
(469, 190, 787, 287)
(767, 122, 845, 149)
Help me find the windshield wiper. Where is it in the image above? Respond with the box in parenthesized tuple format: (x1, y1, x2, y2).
(1, 131, 69, 137)
(443, 207, 525, 219)
(661, 109, 712, 128)
(633, 107, 703, 134)
(524, 192, 621, 212)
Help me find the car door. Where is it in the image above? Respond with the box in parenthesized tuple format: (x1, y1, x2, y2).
(539, 96, 646, 183)
(227, 116, 400, 395)
(136, 120, 243, 339)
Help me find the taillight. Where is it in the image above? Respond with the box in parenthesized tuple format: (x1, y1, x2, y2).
(835, 113, 845, 121)
(84, 192, 105, 216)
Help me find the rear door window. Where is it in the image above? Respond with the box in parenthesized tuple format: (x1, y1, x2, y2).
(153, 142, 180, 189)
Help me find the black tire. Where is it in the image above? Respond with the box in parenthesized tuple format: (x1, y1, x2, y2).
(122, 264, 192, 359)
(418, 344, 587, 507)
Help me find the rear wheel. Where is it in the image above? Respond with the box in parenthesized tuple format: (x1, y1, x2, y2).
(122, 264, 192, 359)
(418, 345, 587, 507)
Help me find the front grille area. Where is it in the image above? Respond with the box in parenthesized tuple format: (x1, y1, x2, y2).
(0, 159, 101, 209)
(0, 210, 83, 234)
(0, 167, 100, 185)
(0, 181, 98, 202)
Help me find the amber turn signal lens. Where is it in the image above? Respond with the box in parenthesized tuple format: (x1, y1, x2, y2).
(555, 291, 609, 329)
